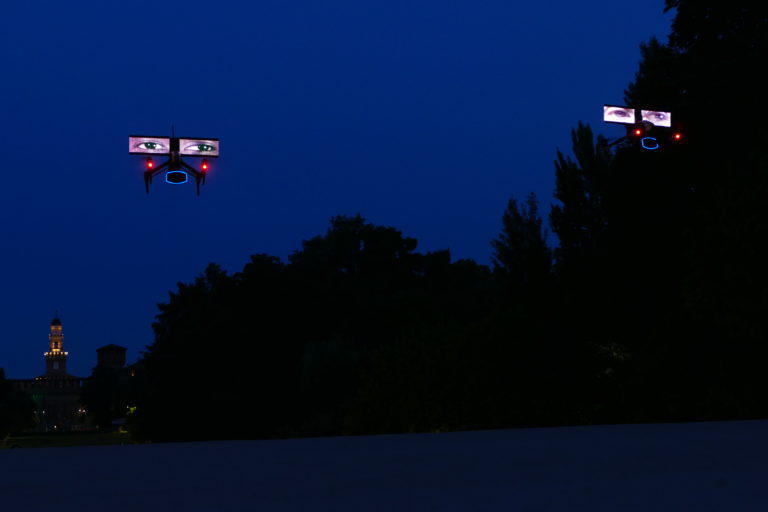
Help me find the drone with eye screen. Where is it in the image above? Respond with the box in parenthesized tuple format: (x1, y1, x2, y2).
(128, 131, 219, 195)
(603, 105, 683, 150)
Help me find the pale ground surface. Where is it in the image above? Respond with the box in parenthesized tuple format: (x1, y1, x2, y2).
(2, 420, 767, 511)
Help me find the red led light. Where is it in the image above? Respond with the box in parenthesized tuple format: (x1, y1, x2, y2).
(673, 133, 682, 140)
(634, 129, 643, 136)
(202, 160, 209, 172)
(146, 158, 154, 169)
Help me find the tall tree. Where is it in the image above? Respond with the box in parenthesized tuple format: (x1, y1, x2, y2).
(549, 123, 612, 282)
(491, 192, 551, 297)
(592, 1, 768, 421)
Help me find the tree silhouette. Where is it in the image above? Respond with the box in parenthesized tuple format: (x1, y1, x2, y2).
(550, 123, 612, 281)
(0, 369, 36, 444)
(544, 2, 768, 422)
(491, 192, 551, 298)
(133, 215, 498, 441)
(80, 366, 124, 429)
(129, 4, 768, 439)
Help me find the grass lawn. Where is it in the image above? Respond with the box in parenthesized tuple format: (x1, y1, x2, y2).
(2, 430, 132, 449)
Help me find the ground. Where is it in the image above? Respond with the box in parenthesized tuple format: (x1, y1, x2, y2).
(2, 420, 767, 511)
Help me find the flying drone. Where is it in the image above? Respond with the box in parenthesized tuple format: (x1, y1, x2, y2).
(603, 105, 683, 150)
(128, 131, 219, 195)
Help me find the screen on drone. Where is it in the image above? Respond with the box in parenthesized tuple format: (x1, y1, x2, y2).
(129, 136, 171, 155)
(603, 105, 636, 124)
(179, 138, 220, 157)
(640, 110, 672, 127)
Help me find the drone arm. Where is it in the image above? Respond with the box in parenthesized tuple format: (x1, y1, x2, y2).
(180, 161, 206, 196)
(143, 161, 170, 194)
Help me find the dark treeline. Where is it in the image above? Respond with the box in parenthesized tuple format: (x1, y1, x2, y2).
(122, 2, 768, 441)
(0, 369, 35, 444)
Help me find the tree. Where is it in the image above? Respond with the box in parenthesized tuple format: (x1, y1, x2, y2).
(0, 369, 36, 444)
(550, 2, 768, 422)
(549, 123, 612, 281)
(491, 192, 551, 297)
(80, 366, 126, 430)
(132, 215, 499, 441)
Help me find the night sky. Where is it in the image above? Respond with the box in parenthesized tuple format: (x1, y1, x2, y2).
(0, 1, 672, 378)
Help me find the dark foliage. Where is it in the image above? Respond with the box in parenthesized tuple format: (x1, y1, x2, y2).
(0, 368, 36, 442)
(129, 4, 768, 441)
(132, 216, 497, 441)
(557, 1, 768, 422)
(492, 193, 552, 299)
(80, 365, 140, 430)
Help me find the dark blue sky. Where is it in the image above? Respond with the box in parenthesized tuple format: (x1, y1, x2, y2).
(0, 1, 672, 378)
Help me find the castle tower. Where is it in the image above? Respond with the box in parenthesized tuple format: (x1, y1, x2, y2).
(96, 344, 127, 370)
(44, 316, 68, 376)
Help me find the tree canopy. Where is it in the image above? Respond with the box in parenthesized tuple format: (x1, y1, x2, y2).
(0, 369, 36, 443)
(123, 3, 768, 441)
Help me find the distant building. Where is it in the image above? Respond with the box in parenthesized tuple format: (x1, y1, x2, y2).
(95, 344, 127, 371)
(9, 317, 128, 432)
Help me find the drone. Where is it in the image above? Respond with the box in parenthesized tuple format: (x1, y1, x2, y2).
(128, 131, 219, 195)
(603, 105, 683, 150)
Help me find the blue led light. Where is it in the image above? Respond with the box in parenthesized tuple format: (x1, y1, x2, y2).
(641, 137, 659, 150)
(165, 171, 189, 184)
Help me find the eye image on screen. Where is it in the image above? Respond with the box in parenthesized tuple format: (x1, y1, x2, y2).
(129, 136, 171, 155)
(179, 138, 220, 157)
(603, 105, 636, 124)
(640, 110, 672, 127)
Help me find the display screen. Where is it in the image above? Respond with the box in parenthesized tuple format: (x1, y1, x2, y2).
(179, 138, 220, 157)
(603, 105, 636, 124)
(640, 109, 672, 127)
(129, 136, 171, 155)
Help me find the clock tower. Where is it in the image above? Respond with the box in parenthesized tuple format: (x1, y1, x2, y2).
(44, 316, 68, 376)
